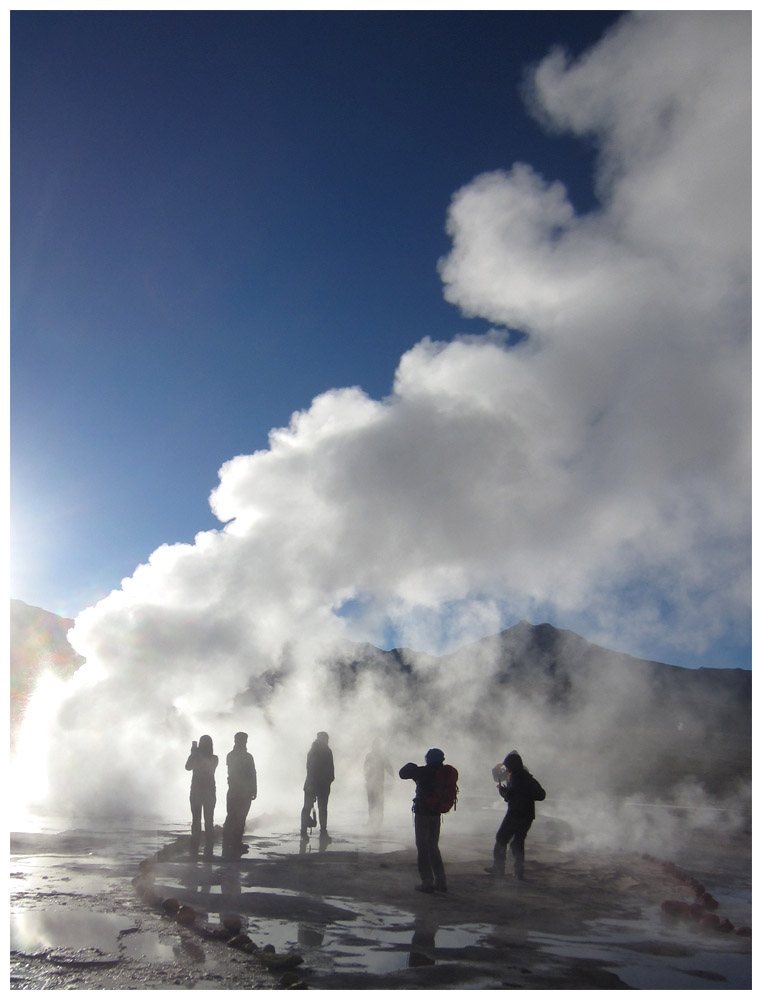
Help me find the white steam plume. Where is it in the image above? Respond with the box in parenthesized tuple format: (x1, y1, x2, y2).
(16, 13, 749, 841)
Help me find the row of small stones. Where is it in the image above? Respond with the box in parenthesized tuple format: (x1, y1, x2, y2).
(132, 855, 308, 989)
(644, 856, 752, 937)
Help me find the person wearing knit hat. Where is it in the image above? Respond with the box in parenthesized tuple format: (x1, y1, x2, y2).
(485, 750, 545, 880)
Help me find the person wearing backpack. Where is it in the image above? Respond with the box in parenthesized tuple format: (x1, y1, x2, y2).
(485, 750, 545, 881)
(399, 748, 458, 894)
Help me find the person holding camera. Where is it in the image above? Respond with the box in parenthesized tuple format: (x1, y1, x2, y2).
(185, 735, 218, 858)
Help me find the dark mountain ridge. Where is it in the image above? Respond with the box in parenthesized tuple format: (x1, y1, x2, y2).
(322, 620, 750, 797)
(11, 602, 749, 798)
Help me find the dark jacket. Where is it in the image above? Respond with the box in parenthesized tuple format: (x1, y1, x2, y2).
(185, 750, 218, 795)
(399, 761, 443, 817)
(499, 766, 545, 825)
(226, 747, 257, 800)
(305, 741, 334, 792)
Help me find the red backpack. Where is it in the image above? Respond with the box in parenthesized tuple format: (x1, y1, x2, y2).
(423, 764, 459, 813)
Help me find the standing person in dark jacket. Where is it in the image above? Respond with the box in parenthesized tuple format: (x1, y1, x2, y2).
(399, 748, 451, 894)
(300, 731, 334, 844)
(185, 735, 218, 859)
(222, 732, 257, 860)
(485, 750, 545, 880)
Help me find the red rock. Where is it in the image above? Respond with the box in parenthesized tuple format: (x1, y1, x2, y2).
(718, 919, 735, 933)
(700, 913, 721, 931)
(735, 926, 752, 937)
(177, 905, 196, 925)
(688, 903, 705, 921)
(661, 900, 691, 919)
(228, 933, 255, 951)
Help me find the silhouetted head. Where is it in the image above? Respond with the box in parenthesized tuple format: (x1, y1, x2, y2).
(234, 732, 248, 747)
(503, 750, 523, 773)
(316, 731, 329, 744)
(425, 748, 445, 765)
(198, 735, 213, 755)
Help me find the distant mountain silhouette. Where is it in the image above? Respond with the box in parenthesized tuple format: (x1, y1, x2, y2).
(10, 600, 84, 745)
(434, 621, 751, 796)
(11, 601, 749, 799)
(234, 620, 749, 798)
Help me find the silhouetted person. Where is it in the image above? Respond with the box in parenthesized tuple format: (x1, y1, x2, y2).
(222, 732, 257, 860)
(399, 748, 455, 893)
(300, 731, 334, 843)
(185, 734, 218, 859)
(363, 739, 393, 827)
(485, 750, 546, 880)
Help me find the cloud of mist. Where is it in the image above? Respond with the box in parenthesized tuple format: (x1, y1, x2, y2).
(15, 13, 749, 845)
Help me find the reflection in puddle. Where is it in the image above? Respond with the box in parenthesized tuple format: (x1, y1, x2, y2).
(10, 907, 215, 967)
(213, 896, 493, 977)
(11, 909, 131, 955)
(152, 865, 499, 978)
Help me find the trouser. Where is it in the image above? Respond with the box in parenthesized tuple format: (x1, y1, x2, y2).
(222, 790, 252, 855)
(301, 785, 330, 834)
(366, 786, 384, 825)
(190, 791, 215, 855)
(493, 813, 532, 876)
(414, 813, 446, 890)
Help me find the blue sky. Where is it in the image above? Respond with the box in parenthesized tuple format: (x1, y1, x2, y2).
(11, 11, 750, 670)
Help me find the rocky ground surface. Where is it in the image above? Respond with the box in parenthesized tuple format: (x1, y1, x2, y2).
(10, 814, 751, 990)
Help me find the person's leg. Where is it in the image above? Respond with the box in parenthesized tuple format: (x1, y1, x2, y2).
(367, 788, 379, 825)
(429, 816, 446, 891)
(414, 814, 435, 890)
(235, 797, 252, 852)
(300, 790, 315, 838)
(510, 824, 530, 879)
(317, 787, 329, 832)
(222, 789, 236, 857)
(190, 795, 202, 856)
(488, 813, 513, 874)
(202, 796, 215, 856)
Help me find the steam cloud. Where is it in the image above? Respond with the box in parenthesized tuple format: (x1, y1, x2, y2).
(18, 13, 749, 840)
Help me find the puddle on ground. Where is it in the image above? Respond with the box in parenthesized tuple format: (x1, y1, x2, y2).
(175, 882, 493, 976)
(151, 870, 495, 977)
(529, 907, 751, 990)
(10, 907, 217, 968)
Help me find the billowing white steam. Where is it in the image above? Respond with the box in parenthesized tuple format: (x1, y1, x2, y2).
(17, 13, 749, 837)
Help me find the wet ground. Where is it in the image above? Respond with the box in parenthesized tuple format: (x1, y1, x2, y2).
(10, 813, 752, 990)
